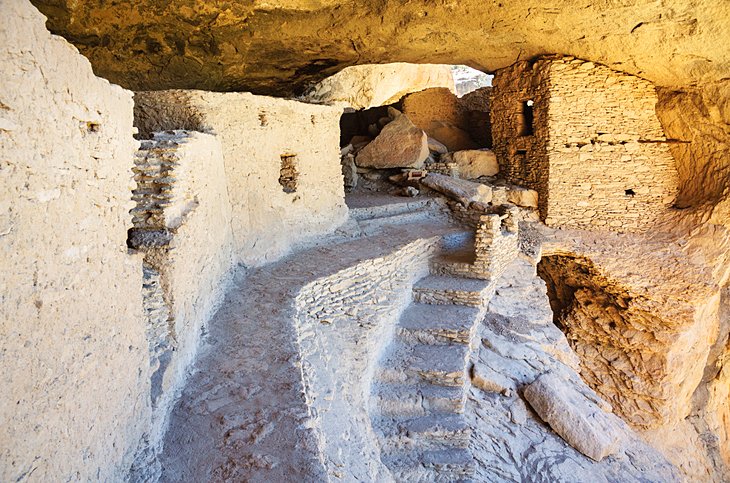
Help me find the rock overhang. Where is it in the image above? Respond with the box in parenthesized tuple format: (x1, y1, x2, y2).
(29, 0, 730, 96)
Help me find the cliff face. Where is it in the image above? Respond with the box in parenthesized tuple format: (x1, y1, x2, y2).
(30, 0, 730, 95)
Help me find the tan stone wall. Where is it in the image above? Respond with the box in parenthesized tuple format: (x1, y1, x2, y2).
(130, 131, 235, 459)
(545, 59, 678, 230)
(490, 61, 551, 219)
(492, 58, 679, 231)
(0, 3, 147, 481)
(135, 91, 348, 267)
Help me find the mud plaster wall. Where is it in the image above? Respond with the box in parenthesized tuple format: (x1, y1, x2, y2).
(134, 91, 348, 267)
(294, 235, 445, 480)
(0, 3, 147, 481)
(131, 131, 235, 462)
(492, 58, 679, 231)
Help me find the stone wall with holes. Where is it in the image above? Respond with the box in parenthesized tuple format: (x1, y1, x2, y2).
(294, 235, 445, 481)
(135, 91, 348, 266)
(491, 57, 679, 231)
(127, 130, 235, 475)
(0, 3, 146, 481)
(490, 61, 552, 218)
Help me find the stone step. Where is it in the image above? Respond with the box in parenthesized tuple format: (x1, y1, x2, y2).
(381, 448, 475, 482)
(349, 198, 439, 221)
(377, 342, 470, 387)
(357, 209, 437, 234)
(412, 275, 495, 307)
(439, 231, 475, 252)
(372, 383, 466, 417)
(430, 249, 491, 281)
(397, 304, 482, 346)
(377, 414, 472, 452)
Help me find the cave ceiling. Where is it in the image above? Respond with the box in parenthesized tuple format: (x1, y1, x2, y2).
(31, 0, 730, 96)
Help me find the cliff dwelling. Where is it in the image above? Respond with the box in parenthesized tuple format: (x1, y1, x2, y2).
(2, 1, 730, 482)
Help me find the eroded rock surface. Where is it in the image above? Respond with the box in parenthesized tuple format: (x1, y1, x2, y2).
(31, 0, 730, 95)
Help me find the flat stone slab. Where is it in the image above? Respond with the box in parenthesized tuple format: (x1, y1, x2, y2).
(523, 372, 624, 462)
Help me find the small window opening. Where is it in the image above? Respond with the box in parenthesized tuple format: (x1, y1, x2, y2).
(519, 100, 534, 136)
(279, 154, 298, 193)
(625, 189, 635, 196)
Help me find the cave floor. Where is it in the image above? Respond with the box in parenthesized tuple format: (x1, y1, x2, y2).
(158, 209, 462, 482)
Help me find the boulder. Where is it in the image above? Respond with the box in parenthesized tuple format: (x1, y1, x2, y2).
(523, 372, 624, 462)
(427, 137, 449, 155)
(507, 186, 539, 208)
(355, 114, 429, 169)
(442, 149, 499, 178)
(428, 121, 479, 151)
(421, 173, 492, 205)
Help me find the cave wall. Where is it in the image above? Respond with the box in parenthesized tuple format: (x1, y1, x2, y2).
(656, 82, 730, 209)
(134, 90, 348, 267)
(29, 0, 730, 96)
(537, 254, 727, 480)
(492, 57, 678, 230)
(401, 87, 491, 151)
(0, 3, 148, 480)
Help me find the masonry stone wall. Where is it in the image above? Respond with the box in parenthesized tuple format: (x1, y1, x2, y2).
(492, 57, 679, 231)
(129, 131, 235, 471)
(135, 91, 348, 267)
(490, 61, 552, 219)
(294, 235, 446, 481)
(0, 3, 147, 481)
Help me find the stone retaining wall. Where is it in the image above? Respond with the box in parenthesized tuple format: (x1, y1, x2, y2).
(294, 235, 446, 481)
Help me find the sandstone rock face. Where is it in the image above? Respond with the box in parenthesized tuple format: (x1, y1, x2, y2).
(401, 87, 491, 150)
(656, 83, 730, 209)
(355, 113, 428, 169)
(441, 149, 499, 179)
(427, 121, 479, 152)
(31, 0, 730, 96)
(524, 372, 624, 461)
(303, 63, 455, 109)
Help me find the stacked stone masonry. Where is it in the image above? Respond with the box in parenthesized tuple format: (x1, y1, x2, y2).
(294, 234, 450, 480)
(134, 91, 348, 266)
(128, 130, 236, 473)
(491, 57, 679, 231)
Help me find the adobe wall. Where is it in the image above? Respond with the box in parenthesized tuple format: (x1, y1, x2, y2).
(492, 58, 678, 230)
(0, 3, 147, 481)
(135, 91, 348, 267)
(545, 58, 678, 230)
(129, 130, 235, 470)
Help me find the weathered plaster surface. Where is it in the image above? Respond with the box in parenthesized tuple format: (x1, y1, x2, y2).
(134, 90, 348, 267)
(0, 2, 146, 480)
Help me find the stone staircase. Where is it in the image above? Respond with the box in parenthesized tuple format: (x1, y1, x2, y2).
(370, 234, 498, 482)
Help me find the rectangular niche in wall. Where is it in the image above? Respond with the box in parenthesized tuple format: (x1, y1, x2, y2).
(279, 154, 298, 193)
(519, 100, 535, 136)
